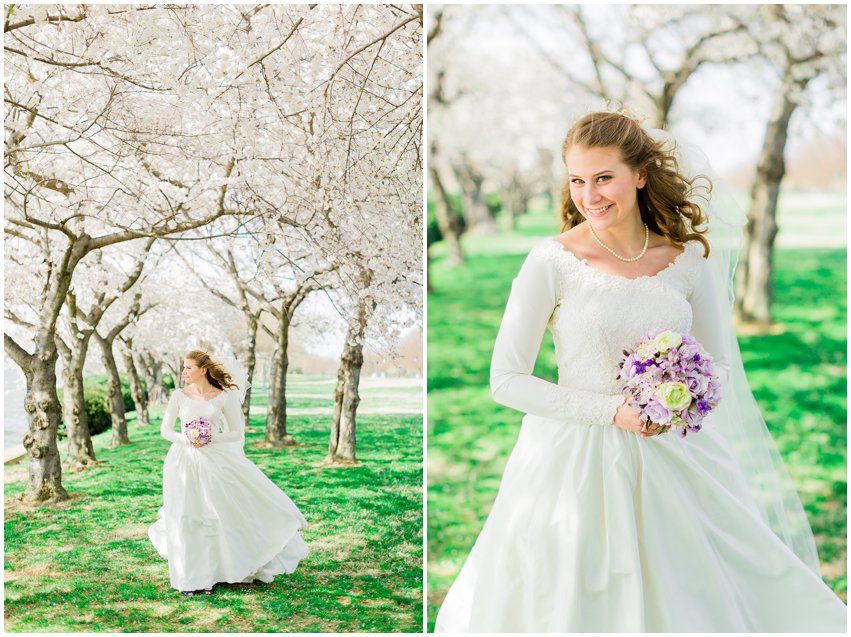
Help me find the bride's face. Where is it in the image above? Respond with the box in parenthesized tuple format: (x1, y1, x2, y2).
(182, 358, 207, 385)
(565, 145, 646, 231)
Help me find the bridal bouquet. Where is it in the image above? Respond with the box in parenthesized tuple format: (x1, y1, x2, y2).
(618, 330, 721, 437)
(184, 416, 213, 447)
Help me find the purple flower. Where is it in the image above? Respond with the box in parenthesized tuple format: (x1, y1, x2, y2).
(684, 372, 709, 396)
(705, 382, 722, 404)
(618, 329, 722, 439)
(684, 409, 702, 427)
(643, 399, 673, 425)
(184, 416, 213, 447)
(679, 339, 701, 360)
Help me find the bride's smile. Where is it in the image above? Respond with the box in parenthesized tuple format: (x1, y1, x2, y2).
(435, 110, 846, 633)
(566, 145, 646, 237)
(585, 203, 612, 216)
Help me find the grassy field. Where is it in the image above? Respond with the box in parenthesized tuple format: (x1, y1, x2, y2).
(426, 211, 847, 629)
(5, 376, 423, 633)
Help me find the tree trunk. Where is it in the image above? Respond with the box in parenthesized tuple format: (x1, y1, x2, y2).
(429, 159, 465, 265)
(501, 175, 529, 232)
(153, 362, 166, 404)
(265, 311, 295, 447)
(97, 335, 129, 447)
(501, 187, 519, 232)
(329, 361, 346, 457)
(735, 80, 802, 325)
(327, 270, 374, 466)
(169, 356, 182, 386)
(456, 165, 495, 235)
(124, 348, 149, 426)
(326, 320, 366, 465)
(5, 237, 90, 501)
(8, 336, 69, 503)
(139, 353, 158, 404)
(141, 353, 167, 405)
(426, 250, 434, 293)
(242, 316, 258, 423)
(62, 346, 98, 471)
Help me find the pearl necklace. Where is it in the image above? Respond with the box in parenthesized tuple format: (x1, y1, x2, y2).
(588, 222, 649, 262)
(191, 383, 216, 397)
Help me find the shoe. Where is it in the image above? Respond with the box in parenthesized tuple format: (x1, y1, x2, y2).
(181, 590, 196, 597)
(203, 588, 213, 595)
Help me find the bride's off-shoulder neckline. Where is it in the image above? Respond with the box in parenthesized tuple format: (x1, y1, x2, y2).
(180, 388, 224, 402)
(546, 238, 696, 282)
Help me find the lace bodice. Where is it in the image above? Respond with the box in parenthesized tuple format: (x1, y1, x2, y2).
(159, 389, 245, 446)
(490, 239, 730, 427)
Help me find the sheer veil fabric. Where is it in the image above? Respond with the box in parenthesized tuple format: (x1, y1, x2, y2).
(220, 355, 250, 404)
(653, 130, 821, 571)
(432, 132, 845, 632)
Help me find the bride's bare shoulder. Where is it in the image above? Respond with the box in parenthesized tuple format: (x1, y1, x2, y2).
(552, 225, 594, 259)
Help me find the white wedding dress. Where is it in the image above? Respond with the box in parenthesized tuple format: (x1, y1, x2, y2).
(148, 388, 308, 591)
(434, 239, 846, 632)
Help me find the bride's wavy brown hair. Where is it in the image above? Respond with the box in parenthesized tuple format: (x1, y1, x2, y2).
(185, 350, 239, 391)
(560, 111, 711, 257)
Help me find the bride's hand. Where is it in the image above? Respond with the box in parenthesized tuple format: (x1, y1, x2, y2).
(614, 400, 669, 438)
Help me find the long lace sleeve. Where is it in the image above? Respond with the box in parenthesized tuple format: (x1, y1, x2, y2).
(214, 390, 245, 445)
(490, 247, 624, 426)
(688, 256, 732, 389)
(160, 391, 187, 445)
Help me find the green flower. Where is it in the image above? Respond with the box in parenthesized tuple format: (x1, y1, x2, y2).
(658, 382, 691, 411)
(670, 414, 687, 428)
(636, 341, 658, 360)
(653, 330, 683, 354)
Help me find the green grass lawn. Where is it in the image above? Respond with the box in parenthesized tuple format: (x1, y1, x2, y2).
(5, 377, 423, 633)
(427, 216, 847, 629)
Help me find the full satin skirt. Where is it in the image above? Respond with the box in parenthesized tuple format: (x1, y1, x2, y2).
(148, 440, 308, 591)
(435, 415, 847, 632)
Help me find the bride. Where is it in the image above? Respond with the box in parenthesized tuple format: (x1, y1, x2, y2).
(148, 350, 308, 595)
(434, 111, 846, 631)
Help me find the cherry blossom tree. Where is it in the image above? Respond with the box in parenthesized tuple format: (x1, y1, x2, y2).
(240, 3, 423, 453)
(732, 5, 846, 323)
(5, 5, 287, 501)
(427, 8, 466, 266)
(5, 4, 423, 501)
(320, 225, 420, 465)
(53, 240, 153, 467)
(178, 228, 337, 448)
(428, 5, 844, 327)
(91, 278, 156, 447)
(509, 5, 753, 128)
(178, 238, 269, 423)
(117, 334, 149, 426)
(453, 154, 495, 235)
(312, 24, 422, 462)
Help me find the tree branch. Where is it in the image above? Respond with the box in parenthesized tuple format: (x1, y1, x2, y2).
(4, 333, 33, 371)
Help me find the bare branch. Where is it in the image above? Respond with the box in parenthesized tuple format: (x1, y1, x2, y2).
(327, 14, 419, 82)
(233, 16, 306, 81)
(4, 333, 33, 370)
(5, 6, 88, 33)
